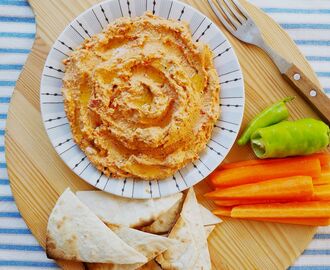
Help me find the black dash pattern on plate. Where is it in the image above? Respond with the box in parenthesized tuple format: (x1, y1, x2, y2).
(213, 47, 231, 59)
(196, 23, 212, 42)
(173, 175, 180, 191)
(206, 144, 223, 156)
(214, 124, 237, 134)
(72, 155, 87, 170)
(76, 20, 91, 38)
(41, 92, 62, 96)
(220, 78, 241, 85)
(100, 5, 109, 23)
(95, 172, 103, 186)
(121, 178, 127, 195)
(126, 0, 132, 17)
(55, 138, 72, 148)
(46, 66, 64, 73)
(178, 7, 185, 21)
(58, 40, 73, 51)
(192, 162, 204, 177)
(45, 116, 67, 123)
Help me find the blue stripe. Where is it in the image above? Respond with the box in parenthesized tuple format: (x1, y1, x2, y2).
(263, 8, 330, 14)
(316, 72, 330, 77)
(0, 261, 58, 268)
(0, 0, 30, 6)
(0, 163, 7, 168)
(306, 56, 330, 62)
(0, 16, 35, 23)
(0, 32, 34, 38)
(0, 228, 31, 234)
(303, 249, 330, 255)
(314, 233, 330, 239)
(281, 23, 330, 30)
(0, 97, 10, 103)
(0, 81, 15, 86)
(0, 196, 13, 201)
(0, 179, 9, 185)
(0, 244, 43, 251)
(0, 114, 7, 119)
(290, 267, 330, 270)
(0, 64, 23, 70)
(0, 48, 30, 53)
(0, 212, 21, 217)
(295, 40, 330, 46)
(0, 146, 5, 151)
(0, 130, 5, 135)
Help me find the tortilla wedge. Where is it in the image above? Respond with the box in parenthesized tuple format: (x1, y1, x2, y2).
(205, 225, 215, 237)
(46, 188, 146, 264)
(76, 191, 183, 228)
(156, 188, 211, 270)
(142, 201, 221, 234)
(141, 196, 184, 234)
(200, 204, 222, 226)
(86, 228, 174, 270)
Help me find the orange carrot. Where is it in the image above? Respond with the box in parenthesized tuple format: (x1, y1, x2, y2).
(238, 217, 330, 226)
(313, 185, 330, 201)
(312, 153, 330, 168)
(205, 176, 313, 200)
(211, 157, 321, 187)
(214, 198, 306, 207)
(231, 201, 330, 218)
(220, 153, 330, 170)
(313, 169, 330, 186)
(212, 207, 232, 217)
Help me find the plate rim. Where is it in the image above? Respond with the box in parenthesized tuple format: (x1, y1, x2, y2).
(39, 0, 245, 199)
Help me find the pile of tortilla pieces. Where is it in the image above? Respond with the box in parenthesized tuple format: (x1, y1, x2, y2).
(46, 188, 221, 269)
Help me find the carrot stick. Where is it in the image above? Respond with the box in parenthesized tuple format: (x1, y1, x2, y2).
(214, 198, 306, 207)
(312, 153, 330, 168)
(313, 169, 330, 186)
(220, 153, 330, 170)
(205, 176, 313, 200)
(212, 207, 232, 217)
(231, 201, 330, 218)
(313, 185, 330, 201)
(238, 217, 330, 226)
(211, 157, 321, 187)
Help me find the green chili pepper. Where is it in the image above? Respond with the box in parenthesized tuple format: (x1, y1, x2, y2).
(251, 118, 330, 159)
(237, 97, 294, 146)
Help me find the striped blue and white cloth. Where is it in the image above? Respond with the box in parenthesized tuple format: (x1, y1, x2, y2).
(0, 0, 329, 269)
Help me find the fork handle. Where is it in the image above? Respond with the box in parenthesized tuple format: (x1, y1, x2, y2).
(283, 64, 330, 125)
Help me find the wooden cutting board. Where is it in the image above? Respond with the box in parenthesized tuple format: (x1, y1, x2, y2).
(5, 0, 326, 269)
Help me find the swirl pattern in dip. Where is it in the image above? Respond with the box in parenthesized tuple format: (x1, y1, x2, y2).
(62, 13, 220, 180)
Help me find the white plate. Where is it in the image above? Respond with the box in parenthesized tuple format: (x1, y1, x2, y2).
(40, 0, 245, 199)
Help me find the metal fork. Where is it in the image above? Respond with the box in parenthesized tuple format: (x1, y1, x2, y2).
(208, 0, 330, 124)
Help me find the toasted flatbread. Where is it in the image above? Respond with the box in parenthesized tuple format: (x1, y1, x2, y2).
(77, 191, 183, 228)
(156, 188, 211, 270)
(87, 227, 176, 270)
(205, 225, 215, 238)
(141, 196, 184, 234)
(142, 201, 221, 234)
(46, 188, 146, 264)
(200, 204, 222, 226)
(86, 228, 174, 270)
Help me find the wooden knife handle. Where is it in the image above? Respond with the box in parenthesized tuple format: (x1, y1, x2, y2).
(283, 64, 330, 125)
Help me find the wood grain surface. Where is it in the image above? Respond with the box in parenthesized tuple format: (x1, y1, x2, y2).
(5, 0, 326, 269)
